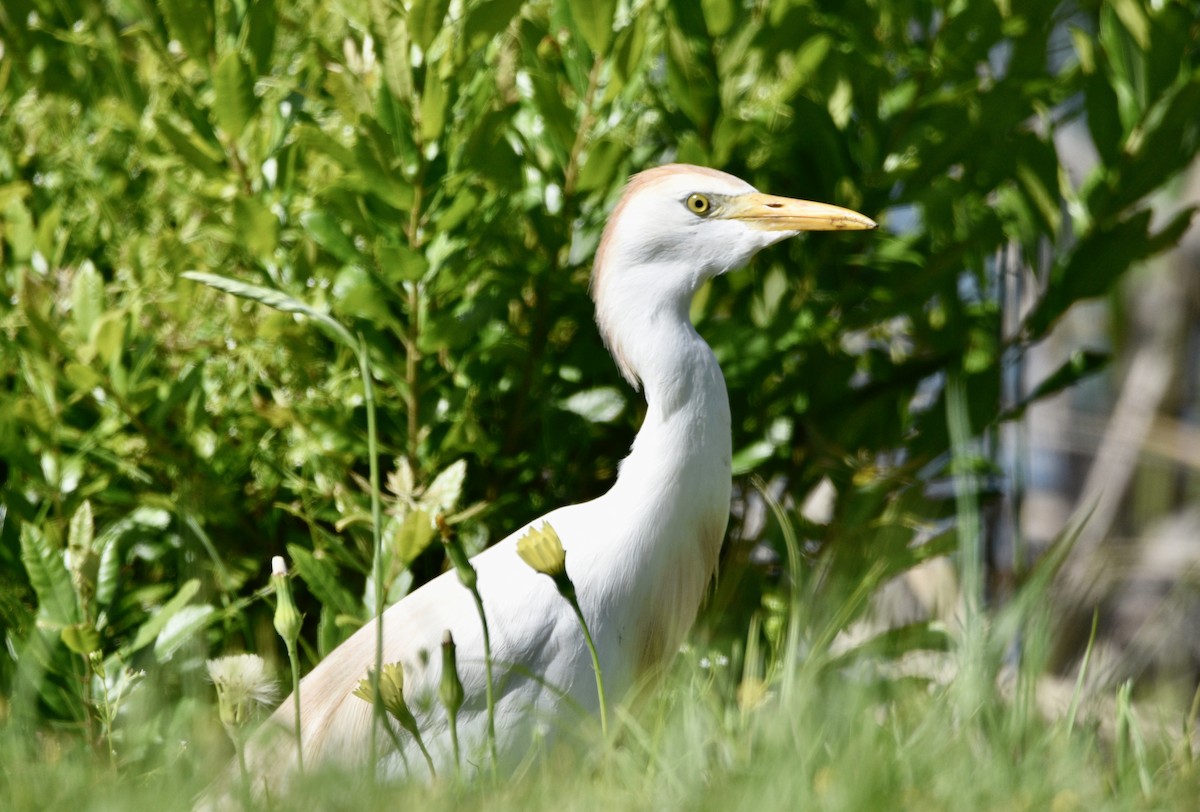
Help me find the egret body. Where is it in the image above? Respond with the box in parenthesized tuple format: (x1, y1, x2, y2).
(240, 164, 874, 788)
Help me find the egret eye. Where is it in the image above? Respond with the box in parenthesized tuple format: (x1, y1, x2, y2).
(685, 193, 712, 216)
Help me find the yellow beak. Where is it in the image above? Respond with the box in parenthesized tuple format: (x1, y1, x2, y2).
(726, 192, 877, 232)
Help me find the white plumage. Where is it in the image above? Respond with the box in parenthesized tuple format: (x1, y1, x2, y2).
(233, 164, 875, 791)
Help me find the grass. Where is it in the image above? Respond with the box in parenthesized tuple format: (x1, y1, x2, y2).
(3, 606, 1198, 812)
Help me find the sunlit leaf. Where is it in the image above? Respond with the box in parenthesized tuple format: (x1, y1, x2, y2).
(569, 0, 617, 55)
(420, 460, 467, 515)
(20, 524, 78, 628)
(94, 535, 120, 609)
(61, 623, 101, 655)
(289, 544, 359, 618)
(71, 262, 104, 342)
(124, 579, 201, 656)
(158, 0, 213, 64)
(463, 0, 524, 52)
(154, 604, 216, 662)
(559, 387, 626, 424)
(182, 271, 358, 351)
(393, 509, 438, 565)
(409, 0, 452, 51)
(300, 211, 363, 265)
(68, 500, 94, 557)
(234, 197, 279, 259)
(213, 51, 257, 139)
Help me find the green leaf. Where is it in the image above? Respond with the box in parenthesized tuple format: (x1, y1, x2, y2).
(529, 72, 576, 162)
(332, 265, 393, 325)
(158, 0, 213, 64)
(213, 51, 257, 139)
(87, 311, 127, 367)
(234, 197, 279, 259)
(1003, 351, 1111, 421)
(61, 623, 101, 656)
(370, 0, 413, 103)
(64, 362, 103, 392)
(732, 440, 774, 476)
(612, 15, 647, 85)
(393, 509, 437, 565)
(94, 535, 120, 609)
(1023, 210, 1154, 339)
(1104, 77, 1200, 214)
(664, 2, 719, 131)
(420, 460, 467, 515)
(299, 211, 363, 265)
(72, 261, 104, 342)
(244, 0, 277, 75)
(1110, 0, 1149, 49)
(463, 0, 523, 52)
(700, 0, 735, 37)
(123, 579, 201, 657)
(154, 604, 216, 662)
(68, 500, 95, 557)
(182, 271, 358, 351)
(153, 116, 224, 175)
(825, 621, 953, 672)
(569, 0, 617, 55)
(1144, 206, 1198, 255)
(409, 0, 452, 51)
(376, 239, 429, 283)
(20, 524, 78, 628)
(1085, 71, 1123, 166)
(559, 387, 626, 423)
(289, 544, 359, 618)
(576, 138, 623, 193)
(318, 605, 351, 657)
(419, 72, 449, 143)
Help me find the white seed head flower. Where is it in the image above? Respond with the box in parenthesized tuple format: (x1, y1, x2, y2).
(207, 654, 280, 730)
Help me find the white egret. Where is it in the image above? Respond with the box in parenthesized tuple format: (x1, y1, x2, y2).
(236, 163, 875, 789)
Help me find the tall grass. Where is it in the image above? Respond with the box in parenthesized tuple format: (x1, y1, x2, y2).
(3, 500, 1197, 811)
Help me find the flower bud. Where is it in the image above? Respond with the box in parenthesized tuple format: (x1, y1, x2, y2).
(438, 517, 478, 591)
(271, 555, 303, 647)
(438, 630, 464, 720)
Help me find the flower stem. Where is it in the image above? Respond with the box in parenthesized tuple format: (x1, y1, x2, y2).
(285, 640, 304, 772)
(447, 710, 461, 771)
(412, 728, 437, 778)
(468, 588, 499, 774)
(234, 734, 249, 791)
(566, 594, 607, 738)
(359, 333, 386, 780)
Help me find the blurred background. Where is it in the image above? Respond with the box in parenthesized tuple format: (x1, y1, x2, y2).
(0, 0, 1198, 783)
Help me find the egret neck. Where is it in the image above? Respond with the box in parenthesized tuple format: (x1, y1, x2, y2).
(590, 259, 731, 676)
(584, 164, 874, 679)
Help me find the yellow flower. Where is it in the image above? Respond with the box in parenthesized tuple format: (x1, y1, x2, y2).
(736, 676, 770, 712)
(353, 662, 419, 735)
(516, 522, 566, 578)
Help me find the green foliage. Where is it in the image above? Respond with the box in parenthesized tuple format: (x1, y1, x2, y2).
(0, 0, 1198, 802)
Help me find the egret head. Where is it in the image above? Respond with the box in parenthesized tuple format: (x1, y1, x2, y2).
(592, 164, 875, 385)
